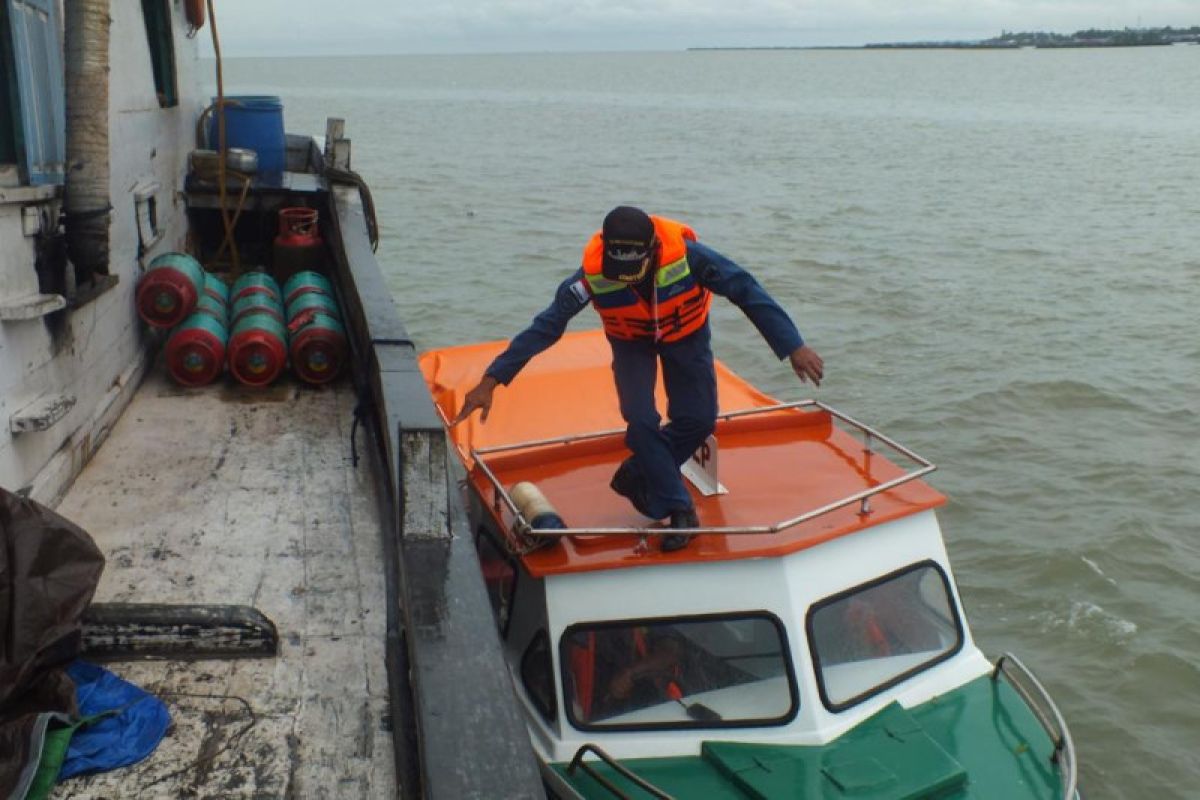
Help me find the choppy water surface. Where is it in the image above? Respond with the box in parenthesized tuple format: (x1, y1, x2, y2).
(224, 48, 1199, 798)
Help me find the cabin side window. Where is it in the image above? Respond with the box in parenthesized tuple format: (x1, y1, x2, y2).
(140, 0, 178, 107)
(474, 527, 518, 635)
(807, 561, 964, 712)
(560, 613, 797, 732)
(520, 630, 556, 724)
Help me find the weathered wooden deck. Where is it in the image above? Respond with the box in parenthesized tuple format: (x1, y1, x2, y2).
(52, 364, 396, 798)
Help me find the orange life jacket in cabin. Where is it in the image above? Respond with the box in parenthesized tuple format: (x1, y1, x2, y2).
(581, 217, 712, 343)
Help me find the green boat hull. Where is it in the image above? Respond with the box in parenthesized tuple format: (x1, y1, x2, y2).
(551, 675, 1065, 799)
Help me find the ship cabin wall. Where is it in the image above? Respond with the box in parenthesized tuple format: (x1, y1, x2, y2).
(0, 1, 202, 501)
(513, 511, 993, 764)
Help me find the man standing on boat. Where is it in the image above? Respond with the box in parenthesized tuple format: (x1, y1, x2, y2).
(453, 206, 823, 551)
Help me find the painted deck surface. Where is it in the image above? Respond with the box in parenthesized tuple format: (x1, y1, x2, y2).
(50, 365, 395, 798)
(421, 331, 944, 577)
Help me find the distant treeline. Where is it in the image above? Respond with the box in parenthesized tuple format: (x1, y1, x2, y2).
(866, 26, 1200, 49)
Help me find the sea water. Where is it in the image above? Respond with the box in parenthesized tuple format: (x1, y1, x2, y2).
(223, 47, 1200, 799)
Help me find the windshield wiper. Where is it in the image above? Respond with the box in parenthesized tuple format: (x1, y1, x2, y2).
(667, 683, 723, 722)
(684, 702, 722, 723)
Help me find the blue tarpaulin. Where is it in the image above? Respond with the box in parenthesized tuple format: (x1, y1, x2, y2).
(60, 661, 171, 779)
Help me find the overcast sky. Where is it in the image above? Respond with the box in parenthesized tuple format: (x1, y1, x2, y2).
(206, 1, 1198, 56)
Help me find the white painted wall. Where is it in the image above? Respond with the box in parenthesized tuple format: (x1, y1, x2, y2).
(0, 3, 204, 501)
(532, 511, 993, 764)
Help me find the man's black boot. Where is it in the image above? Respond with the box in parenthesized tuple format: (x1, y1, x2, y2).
(610, 458, 654, 518)
(661, 508, 699, 552)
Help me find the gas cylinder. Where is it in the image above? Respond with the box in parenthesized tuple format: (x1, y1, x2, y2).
(230, 270, 282, 302)
(288, 310, 347, 385)
(285, 291, 339, 323)
(203, 272, 230, 305)
(136, 252, 205, 328)
(166, 312, 227, 387)
(282, 270, 334, 305)
(194, 294, 228, 322)
(231, 292, 285, 326)
(273, 208, 325, 285)
(228, 312, 288, 387)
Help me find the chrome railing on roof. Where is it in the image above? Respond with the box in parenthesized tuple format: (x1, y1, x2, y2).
(468, 400, 936, 542)
(992, 653, 1079, 800)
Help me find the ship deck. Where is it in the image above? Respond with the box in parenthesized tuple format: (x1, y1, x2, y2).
(52, 363, 395, 798)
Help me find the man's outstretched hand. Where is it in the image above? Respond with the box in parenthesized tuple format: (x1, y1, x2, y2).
(452, 375, 499, 426)
(789, 345, 824, 387)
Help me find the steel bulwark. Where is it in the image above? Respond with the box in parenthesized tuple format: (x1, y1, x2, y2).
(331, 182, 542, 798)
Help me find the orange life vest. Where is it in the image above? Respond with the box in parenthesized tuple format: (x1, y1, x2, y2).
(581, 216, 712, 343)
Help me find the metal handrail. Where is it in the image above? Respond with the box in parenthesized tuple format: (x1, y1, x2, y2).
(566, 743, 676, 800)
(470, 401, 936, 540)
(992, 653, 1078, 800)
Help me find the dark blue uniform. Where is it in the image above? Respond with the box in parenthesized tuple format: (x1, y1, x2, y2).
(485, 240, 805, 519)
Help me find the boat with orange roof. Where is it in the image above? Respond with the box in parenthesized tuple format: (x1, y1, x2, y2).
(421, 329, 1079, 800)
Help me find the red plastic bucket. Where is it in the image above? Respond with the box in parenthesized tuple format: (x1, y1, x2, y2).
(137, 253, 205, 328)
(166, 312, 227, 387)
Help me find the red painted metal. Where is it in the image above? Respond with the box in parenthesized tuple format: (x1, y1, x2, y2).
(136, 253, 205, 328)
(274, 208, 325, 282)
(228, 312, 288, 387)
(166, 313, 227, 387)
(288, 311, 347, 385)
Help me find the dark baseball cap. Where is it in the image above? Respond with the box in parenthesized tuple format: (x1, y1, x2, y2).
(601, 206, 655, 281)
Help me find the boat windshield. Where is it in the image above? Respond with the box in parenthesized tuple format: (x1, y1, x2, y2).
(808, 561, 963, 710)
(560, 613, 797, 730)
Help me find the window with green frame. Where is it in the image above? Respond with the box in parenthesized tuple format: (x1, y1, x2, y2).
(140, 0, 177, 107)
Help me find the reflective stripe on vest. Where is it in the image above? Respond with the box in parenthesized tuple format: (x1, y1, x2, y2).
(581, 216, 712, 343)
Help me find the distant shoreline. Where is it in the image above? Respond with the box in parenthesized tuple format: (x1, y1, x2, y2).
(688, 43, 1198, 51)
(689, 25, 1200, 51)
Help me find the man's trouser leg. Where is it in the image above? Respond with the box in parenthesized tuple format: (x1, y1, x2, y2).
(660, 328, 718, 467)
(610, 339, 692, 519)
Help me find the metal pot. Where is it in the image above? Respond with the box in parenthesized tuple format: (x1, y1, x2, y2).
(189, 149, 220, 180)
(225, 147, 258, 173)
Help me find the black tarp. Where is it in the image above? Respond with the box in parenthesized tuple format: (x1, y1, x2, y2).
(1, 487, 104, 798)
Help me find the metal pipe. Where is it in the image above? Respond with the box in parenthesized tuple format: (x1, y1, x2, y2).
(64, 0, 111, 282)
(470, 400, 939, 541)
(567, 743, 675, 800)
(472, 401, 820, 456)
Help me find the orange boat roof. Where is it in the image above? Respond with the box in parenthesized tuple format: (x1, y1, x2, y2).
(420, 330, 945, 577)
